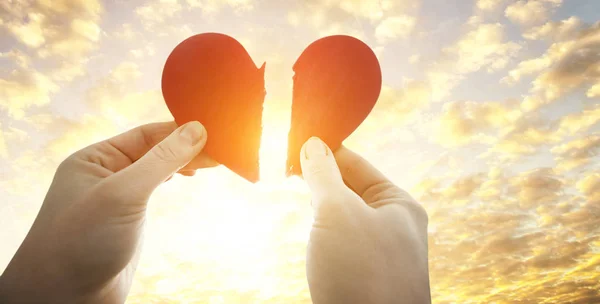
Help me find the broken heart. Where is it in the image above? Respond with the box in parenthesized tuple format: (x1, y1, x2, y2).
(162, 33, 381, 182)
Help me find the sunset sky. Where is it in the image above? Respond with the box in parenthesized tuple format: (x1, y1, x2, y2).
(1, 0, 600, 303)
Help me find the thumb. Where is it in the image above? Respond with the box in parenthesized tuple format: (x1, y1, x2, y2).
(300, 137, 346, 200)
(111, 121, 207, 196)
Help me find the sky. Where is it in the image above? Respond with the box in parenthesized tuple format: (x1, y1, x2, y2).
(1, 0, 599, 303)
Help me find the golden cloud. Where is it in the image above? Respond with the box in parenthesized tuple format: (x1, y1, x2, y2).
(375, 15, 416, 43)
(504, 0, 562, 26)
(435, 99, 521, 147)
(347, 81, 431, 149)
(423, 159, 599, 302)
(287, 0, 417, 40)
(523, 16, 582, 41)
(476, 0, 507, 12)
(505, 21, 599, 94)
(532, 22, 600, 102)
(509, 167, 563, 208)
(577, 172, 600, 201)
(0, 123, 8, 159)
(551, 134, 599, 172)
(483, 113, 561, 160)
(502, 48, 558, 86)
(135, 0, 183, 30)
(588, 82, 600, 98)
(186, 0, 254, 13)
(558, 104, 600, 135)
(0, 66, 59, 119)
(86, 61, 171, 125)
(0, 49, 31, 68)
(0, 0, 103, 82)
(428, 23, 521, 101)
(136, 0, 255, 33)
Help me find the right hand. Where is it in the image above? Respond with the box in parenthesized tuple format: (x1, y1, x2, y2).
(300, 137, 431, 304)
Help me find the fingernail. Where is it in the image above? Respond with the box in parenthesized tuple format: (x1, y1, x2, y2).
(178, 170, 196, 176)
(304, 137, 327, 159)
(179, 121, 205, 145)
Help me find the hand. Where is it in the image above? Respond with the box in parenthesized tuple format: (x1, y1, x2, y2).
(0, 121, 215, 304)
(300, 137, 431, 304)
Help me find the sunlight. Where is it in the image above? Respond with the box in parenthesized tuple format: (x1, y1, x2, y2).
(258, 101, 292, 183)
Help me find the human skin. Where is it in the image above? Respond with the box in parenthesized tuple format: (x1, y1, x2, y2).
(301, 138, 431, 304)
(0, 121, 214, 303)
(0, 124, 430, 304)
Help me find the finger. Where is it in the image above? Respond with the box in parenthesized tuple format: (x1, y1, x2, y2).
(334, 146, 401, 206)
(108, 121, 217, 171)
(74, 122, 178, 173)
(107, 121, 178, 162)
(300, 138, 369, 222)
(109, 121, 207, 197)
(300, 137, 347, 199)
(180, 153, 219, 171)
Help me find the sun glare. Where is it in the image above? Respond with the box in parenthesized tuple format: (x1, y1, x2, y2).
(258, 100, 293, 184)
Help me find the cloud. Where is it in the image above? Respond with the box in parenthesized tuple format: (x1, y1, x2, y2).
(1, 11, 46, 48)
(0, 124, 8, 159)
(442, 174, 485, 203)
(293, 0, 413, 21)
(347, 81, 431, 147)
(85, 61, 171, 124)
(375, 15, 416, 43)
(558, 104, 600, 135)
(501, 42, 564, 86)
(476, 0, 507, 12)
(482, 112, 562, 160)
(588, 82, 600, 98)
(0, 0, 103, 81)
(509, 167, 563, 208)
(532, 27, 600, 101)
(445, 23, 521, 74)
(135, 0, 183, 30)
(112, 23, 139, 41)
(428, 23, 521, 101)
(435, 99, 521, 147)
(423, 158, 599, 302)
(377, 81, 431, 121)
(44, 115, 121, 161)
(186, 0, 254, 13)
(503, 22, 600, 112)
(577, 172, 600, 201)
(0, 66, 59, 119)
(523, 16, 583, 41)
(551, 134, 600, 172)
(0, 49, 31, 68)
(135, 0, 256, 31)
(287, 0, 417, 40)
(504, 0, 562, 27)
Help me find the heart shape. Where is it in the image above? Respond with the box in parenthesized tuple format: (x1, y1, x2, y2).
(162, 33, 265, 183)
(162, 33, 381, 182)
(286, 35, 382, 175)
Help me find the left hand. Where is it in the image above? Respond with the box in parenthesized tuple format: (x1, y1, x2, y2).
(0, 121, 215, 304)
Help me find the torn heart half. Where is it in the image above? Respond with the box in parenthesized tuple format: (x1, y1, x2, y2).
(162, 33, 265, 183)
(286, 35, 382, 176)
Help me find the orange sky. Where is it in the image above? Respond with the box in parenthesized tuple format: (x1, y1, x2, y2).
(1, 0, 599, 303)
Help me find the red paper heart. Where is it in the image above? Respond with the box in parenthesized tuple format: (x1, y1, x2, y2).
(286, 35, 382, 175)
(162, 33, 265, 183)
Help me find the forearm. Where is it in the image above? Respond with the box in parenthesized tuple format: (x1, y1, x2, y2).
(0, 258, 118, 304)
(0, 233, 110, 304)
